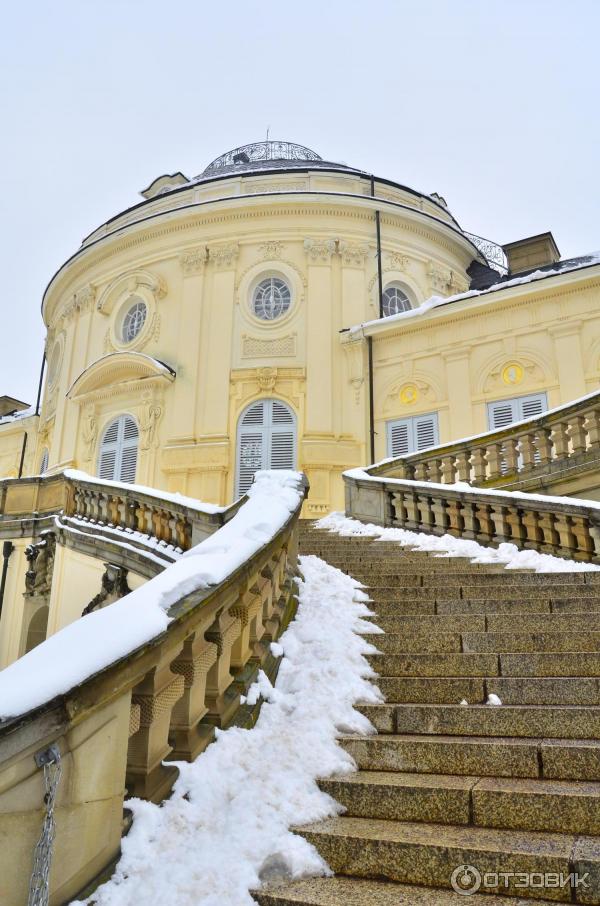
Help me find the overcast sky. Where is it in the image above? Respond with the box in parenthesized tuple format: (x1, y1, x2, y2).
(1, 0, 598, 403)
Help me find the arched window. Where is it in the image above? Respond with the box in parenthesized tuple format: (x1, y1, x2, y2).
(39, 448, 49, 475)
(381, 283, 412, 317)
(236, 399, 296, 497)
(98, 415, 138, 483)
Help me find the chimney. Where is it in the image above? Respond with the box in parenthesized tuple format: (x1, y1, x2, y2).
(502, 232, 560, 275)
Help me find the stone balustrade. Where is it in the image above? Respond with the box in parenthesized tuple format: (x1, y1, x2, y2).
(370, 390, 600, 498)
(0, 471, 243, 572)
(0, 473, 307, 905)
(344, 470, 600, 563)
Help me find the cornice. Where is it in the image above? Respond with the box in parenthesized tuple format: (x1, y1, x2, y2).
(42, 193, 477, 323)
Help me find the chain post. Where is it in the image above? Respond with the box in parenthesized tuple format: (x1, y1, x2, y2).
(28, 743, 62, 906)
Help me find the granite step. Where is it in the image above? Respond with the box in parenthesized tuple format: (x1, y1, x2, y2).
(296, 816, 598, 901)
(341, 734, 600, 781)
(378, 675, 487, 703)
(254, 877, 560, 906)
(318, 771, 600, 835)
(367, 652, 499, 676)
(357, 703, 600, 739)
(374, 630, 600, 654)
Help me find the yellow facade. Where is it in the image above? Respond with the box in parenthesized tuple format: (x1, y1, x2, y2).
(2, 141, 599, 518)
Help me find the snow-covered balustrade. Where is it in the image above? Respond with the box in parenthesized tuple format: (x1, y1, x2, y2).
(370, 389, 600, 498)
(0, 471, 308, 906)
(344, 469, 600, 563)
(0, 469, 243, 572)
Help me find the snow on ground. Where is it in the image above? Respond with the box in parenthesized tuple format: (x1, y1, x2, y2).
(72, 555, 383, 906)
(316, 511, 599, 572)
(0, 471, 305, 720)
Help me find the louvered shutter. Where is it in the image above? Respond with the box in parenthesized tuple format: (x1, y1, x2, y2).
(98, 415, 138, 483)
(415, 414, 438, 451)
(519, 394, 547, 420)
(236, 399, 296, 497)
(487, 399, 518, 430)
(387, 413, 439, 457)
(39, 449, 49, 475)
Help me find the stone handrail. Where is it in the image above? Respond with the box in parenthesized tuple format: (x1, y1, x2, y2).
(344, 470, 600, 563)
(0, 472, 308, 905)
(0, 470, 243, 557)
(369, 390, 600, 493)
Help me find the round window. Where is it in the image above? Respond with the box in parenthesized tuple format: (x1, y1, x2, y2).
(252, 277, 291, 321)
(121, 299, 147, 343)
(382, 284, 412, 318)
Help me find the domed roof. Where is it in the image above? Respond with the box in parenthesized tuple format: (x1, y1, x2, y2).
(196, 140, 362, 179)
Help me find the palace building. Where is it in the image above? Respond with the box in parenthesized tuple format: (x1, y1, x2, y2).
(1, 139, 599, 518)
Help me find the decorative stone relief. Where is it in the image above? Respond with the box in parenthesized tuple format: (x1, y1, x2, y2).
(25, 532, 56, 597)
(256, 367, 278, 391)
(242, 334, 296, 358)
(303, 238, 336, 263)
(384, 378, 435, 413)
(339, 241, 369, 267)
(81, 405, 98, 462)
(341, 335, 365, 404)
(387, 252, 409, 271)
(208, 243, 239, 268)
(259, 241, 284, 260)
(139, 393, 163, 450)
(82, 563, 131, 616)
(180, 247, 207, 274)
(483, 358, 544, 394)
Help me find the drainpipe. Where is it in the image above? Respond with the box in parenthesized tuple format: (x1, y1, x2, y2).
(367, 336, 375, 464)
(35, 352, 46, 416)
(371, 175, 384, 318)
(18, 432, 28, 478)
(0, 541, 14, 621)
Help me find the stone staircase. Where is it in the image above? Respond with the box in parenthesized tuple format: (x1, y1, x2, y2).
(255, 522, 600, 905)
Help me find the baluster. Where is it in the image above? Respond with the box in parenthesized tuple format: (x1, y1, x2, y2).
(471, 448, 487, 484)
(475, 503, 495, 544)
(416, 494, 434, 532)
(537, 511, 560, 555)
(430, 496, 449, 534)
(135, 501, 149, 535)
(553, 512, 577, 558)
(404, 492, 421, 531)
(414, 462, 429, 482)
(391, 491, 407, 527)
(455, 450, 471, 482)
(169, 627, 218, 761)
(489, 504, 511, 542)
(568, 415, 587, 455)
(446, 498, 464, 537)
(505, 506, 526, 544)
(204, 606, 243, 727)
(107, 494, 120, 526)
(534, 427, 553, 466)
(503, 438, 519, 474)
(569, 516, 594, 561)
(519, 433, 537, 471)
(97, 492, 109, 524)
(462, 500, 480, 540)
(584, 409, 600, 447)
(175, 516, 190, 550)
(522, 508, 543, 550)
(440, 455, 456, 484)
(485, 444, 503, 481)
(427, 459, 442, 483)
(551, 421, 570, 459)
(124, 498, 137, 531)
(127, 639, 185, 801)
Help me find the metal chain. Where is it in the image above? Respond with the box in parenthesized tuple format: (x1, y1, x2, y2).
(28, 744, 62, 906)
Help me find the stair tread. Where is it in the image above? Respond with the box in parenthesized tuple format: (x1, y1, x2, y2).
(254, 876, 560, 905)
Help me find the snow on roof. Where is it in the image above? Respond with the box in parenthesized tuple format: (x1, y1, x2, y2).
(0, 405, 37, 427)
(0, 470, 305, 720)
(348, 251, 600, 336)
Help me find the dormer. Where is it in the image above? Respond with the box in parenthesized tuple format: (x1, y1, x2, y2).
(140, 172, 189, 200)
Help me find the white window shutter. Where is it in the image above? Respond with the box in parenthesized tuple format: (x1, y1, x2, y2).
(519, 393, 547, 420)
(488, 400, 518, 430)
(387, 412, 439, 457)
(236, 399, 296, 497)
(98, 415, 139, 484)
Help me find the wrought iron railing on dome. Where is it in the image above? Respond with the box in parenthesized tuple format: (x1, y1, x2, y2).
(203, 141, 322, 174)
(464, 231, 508, 275)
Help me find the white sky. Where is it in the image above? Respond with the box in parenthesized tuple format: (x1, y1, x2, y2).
(1, 0, 598, 403)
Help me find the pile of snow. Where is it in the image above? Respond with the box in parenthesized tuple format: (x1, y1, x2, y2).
(0, 471, 305, 720)
(316, 511, 599, 573)
(73, 555, 382, 906)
